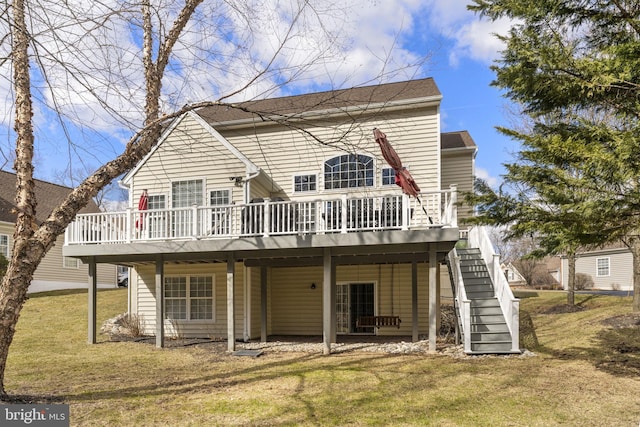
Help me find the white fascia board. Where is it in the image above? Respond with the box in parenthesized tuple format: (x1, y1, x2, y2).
(441, 146, 478, 156)
(188, 111, 259, 174)
(120, 115, 186, 186)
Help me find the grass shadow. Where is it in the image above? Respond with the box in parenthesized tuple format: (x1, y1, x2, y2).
(519, 309, 539, 351)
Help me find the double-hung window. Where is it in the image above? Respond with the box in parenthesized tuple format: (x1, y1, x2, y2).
(164, 275, 214, 321)
(0, 234, 8, 258)
(596, 257, 610, 277)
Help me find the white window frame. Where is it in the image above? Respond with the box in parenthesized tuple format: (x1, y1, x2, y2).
(63, 256, 80, 269)
(324, 154, 375, 190)
(208, 188, 232, 235)
(596, 257, 610, 277)
(164, 275, 215, 321)
(381, 167, 396, 186)
(0, 234, 8, 258)
(209, 188, 232, 206)
(147, 193, 167, 210)
(293, 173, 318, 193)
(170, 178, 205, 208)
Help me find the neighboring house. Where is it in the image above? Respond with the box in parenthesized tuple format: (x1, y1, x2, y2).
(0, 170, 117, 293)
(64, 78, 478, 351)
(560, 245, 633, 291)
(501, 257, 561, 289)
(501, 262, 526, 287)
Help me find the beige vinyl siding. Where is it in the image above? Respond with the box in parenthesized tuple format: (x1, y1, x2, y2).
(128, 109, 441, 227)
(135, 262, 245, 338)
(0, 222, 116, 290)
(248, 266, 263, 339)
(218, 107, 441, 197)
(270, 266, 323, 335)
(269, 263, 434, 336)
(441, 150, 474, 222)
(130, 115, 248, 206)
(563, 250, 633, 291)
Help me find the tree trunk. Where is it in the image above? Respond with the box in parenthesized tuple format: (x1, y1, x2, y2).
(0, 0, 38, 398)
(567, 251, 576, 306)
(630, 239, 640, 313)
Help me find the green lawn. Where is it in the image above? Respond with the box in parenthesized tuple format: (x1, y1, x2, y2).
(6, 288, 640, 426)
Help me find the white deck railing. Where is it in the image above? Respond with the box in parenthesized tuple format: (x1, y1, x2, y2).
(66, 189, 458, 245)
(468, 226, 520, 353)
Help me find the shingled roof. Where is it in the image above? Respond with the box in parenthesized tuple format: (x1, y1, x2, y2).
(0, 170, 100, 224)
(196, 78, 441, 125)
(441, 131, 477, 150)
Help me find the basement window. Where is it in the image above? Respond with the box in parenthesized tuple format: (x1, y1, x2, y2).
(164, 275, 214, 321)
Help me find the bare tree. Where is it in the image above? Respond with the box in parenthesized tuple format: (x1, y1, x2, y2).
(1, 0, 428, 398)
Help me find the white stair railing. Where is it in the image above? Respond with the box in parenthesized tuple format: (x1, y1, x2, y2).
(468, 226, 520, 352)
(448, 248, 471, 353)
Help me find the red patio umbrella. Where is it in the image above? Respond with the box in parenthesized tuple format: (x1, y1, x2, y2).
(373, 128, 420, 196)
(136, 189, 148, 230)
(373, 128, 432, 223)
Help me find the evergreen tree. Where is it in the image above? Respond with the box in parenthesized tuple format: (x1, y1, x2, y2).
(470, 0, 640, 310)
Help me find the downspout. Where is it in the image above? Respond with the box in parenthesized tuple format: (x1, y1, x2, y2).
(243, 167, 261, 204)
(118, 179, 132, 316)
(243, 167, 260, 341)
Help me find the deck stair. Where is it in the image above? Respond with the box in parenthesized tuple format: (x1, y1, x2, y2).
(456, 248, 517, 354)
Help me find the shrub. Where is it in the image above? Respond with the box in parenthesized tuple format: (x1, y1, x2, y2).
(120, 313, 145, 337)
(575, 273, 594, 290)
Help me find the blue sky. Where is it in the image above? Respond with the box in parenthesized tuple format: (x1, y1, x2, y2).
(1, 0, 517, 190)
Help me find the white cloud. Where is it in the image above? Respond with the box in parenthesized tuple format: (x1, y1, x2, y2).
(475, 167, 500, 188)
(449, 17, 511, 66)
(420, 0, 510, 66)
(1, 0, 515, 181)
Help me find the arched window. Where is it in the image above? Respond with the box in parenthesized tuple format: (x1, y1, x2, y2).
(324, 154, 374, 190)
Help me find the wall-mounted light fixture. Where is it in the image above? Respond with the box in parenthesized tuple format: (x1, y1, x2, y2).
(310, 283, 316, 290)
(229, 176, 244, 187)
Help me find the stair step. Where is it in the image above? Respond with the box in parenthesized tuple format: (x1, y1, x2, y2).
(470, 298, 501, 308)
(470, 341, 514, 353)
(465, 282, 493, 289)
(462, 275, 491, 285)
(461, 272, 490, 279)
(460, 259, 485, 266)
(470, 306, 503, 315)
(470, 314, 506, 323)
(467, 291, 495, 298)
(460, 265, 489, 272)
(457, 249, 480, 255)
(470, 323, 510, 333)
(471, 331, 512, 342)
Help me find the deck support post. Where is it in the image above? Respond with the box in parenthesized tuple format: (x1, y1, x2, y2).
(436, 261, 441, 333)
(155, 255, 164, 348)
(87, 257, 97, 344)
(227, 252, 236, 352)
(429, 244, 437, 352)
(322, 247, 335, 355)
(261, 265, 268, 342)
(411, 261, 419, 342)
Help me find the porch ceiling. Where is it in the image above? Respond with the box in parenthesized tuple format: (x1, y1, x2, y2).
(63, 228, 459, 266)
